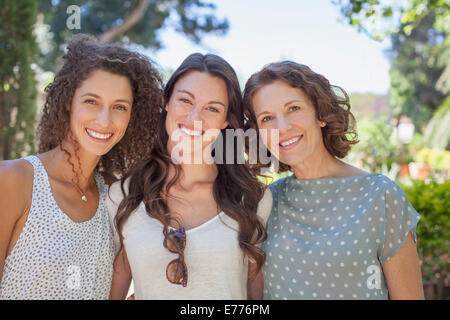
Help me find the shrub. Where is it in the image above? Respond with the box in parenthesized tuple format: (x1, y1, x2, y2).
(401, 179, 450, 284)
(414, 147, 450, 172)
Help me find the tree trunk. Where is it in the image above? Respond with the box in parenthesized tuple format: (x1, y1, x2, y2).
(99, 0, 150, 43)
(1, 91, 13, 160)
(0, 91, 4, 161)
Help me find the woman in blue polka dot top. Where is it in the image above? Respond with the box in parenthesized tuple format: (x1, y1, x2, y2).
(242, 61, 424, 300)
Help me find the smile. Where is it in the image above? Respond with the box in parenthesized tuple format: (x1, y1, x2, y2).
(279, 135, 303, 149)
(85, 128, 114, 141)
(179, 124, 203, 137)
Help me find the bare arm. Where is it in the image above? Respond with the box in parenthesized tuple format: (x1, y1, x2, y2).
(109, 249, 132, 300)
(247, 262, 264, 300)
(382, 231, 424, 300)
(0, 160, 32, 282)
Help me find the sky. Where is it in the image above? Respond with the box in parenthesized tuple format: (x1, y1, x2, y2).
(142, 0, 392, 95)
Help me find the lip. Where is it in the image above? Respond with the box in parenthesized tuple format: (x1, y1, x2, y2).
(178, 123, 204, 137)
(85, 128, 114, 142)
(279, 135, 303, 151)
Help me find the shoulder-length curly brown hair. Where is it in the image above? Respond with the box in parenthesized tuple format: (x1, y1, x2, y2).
(243, 60, 359, 173)
(37, 34, 164, 178)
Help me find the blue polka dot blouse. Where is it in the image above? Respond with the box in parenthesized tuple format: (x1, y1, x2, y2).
(263, 173, 420, 300)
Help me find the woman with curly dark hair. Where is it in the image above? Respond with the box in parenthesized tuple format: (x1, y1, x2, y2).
(106, 53, 272, 300)
(243, 61, 424, 300)
(0, 34, 163, 299)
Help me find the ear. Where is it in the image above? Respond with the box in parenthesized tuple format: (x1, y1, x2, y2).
(165, 104, 169, 112)
(221, 120, 229, 130)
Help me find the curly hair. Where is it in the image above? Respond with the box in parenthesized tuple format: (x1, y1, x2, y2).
(243, 60, 359, 173)
(36, 34, 164, 179)
(114, 53, 267, 278)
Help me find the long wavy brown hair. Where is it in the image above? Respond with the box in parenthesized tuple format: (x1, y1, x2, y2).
(114, 53, 267, 277)
(243, 60, 359, 173)
(37, 34, 164, 180)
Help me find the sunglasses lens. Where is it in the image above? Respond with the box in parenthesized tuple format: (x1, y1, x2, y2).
(166, 259, 187, 286)
(165, 229, 186, 253)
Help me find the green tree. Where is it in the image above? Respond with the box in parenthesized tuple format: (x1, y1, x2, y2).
(401, 179, 450, 299)
(423, 97, 450, 150)
(387, 12, 447, 129)
(334, 0, 449, 130)
(0, 0, 39, 160)
(37, 0, 229, 70)
(1, 0, 229, 160)
(345, 117, 399, 177)
(334, 0, 449, 40)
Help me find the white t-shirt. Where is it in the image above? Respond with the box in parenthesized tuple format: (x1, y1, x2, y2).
(106, 179, 273, 300)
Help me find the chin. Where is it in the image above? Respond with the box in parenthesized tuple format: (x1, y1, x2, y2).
(81, 141, 115, 157)
(279, 154, 307, 168)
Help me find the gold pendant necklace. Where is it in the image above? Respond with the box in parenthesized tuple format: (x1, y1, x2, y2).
(62, 173, 88, 202)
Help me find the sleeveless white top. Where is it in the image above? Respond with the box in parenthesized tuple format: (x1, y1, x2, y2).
(0, 155, 114, 300)
(107, 179, 273, 300)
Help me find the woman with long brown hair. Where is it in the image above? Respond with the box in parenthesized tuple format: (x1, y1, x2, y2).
(107, 53, 272, 300)
(0, 34, 163, 299)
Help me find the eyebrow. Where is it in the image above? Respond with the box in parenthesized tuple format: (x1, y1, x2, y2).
(284, 99, 305, 107)
(80, 92, 131, 104)
(177, 89, 226, 108)
(256, 99, 306, 118)
(256, 110, 271, 118)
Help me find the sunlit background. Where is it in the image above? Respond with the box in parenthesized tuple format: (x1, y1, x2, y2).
(1, 0, 448, 299)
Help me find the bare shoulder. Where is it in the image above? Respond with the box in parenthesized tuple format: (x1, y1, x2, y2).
(0, 159, 34, 216)
(0, 158, 34, 184)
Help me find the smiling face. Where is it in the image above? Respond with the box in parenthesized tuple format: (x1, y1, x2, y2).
(165, 70, 229, 159)
(251, 79, 327, 167)
(68, 69, 133, 156)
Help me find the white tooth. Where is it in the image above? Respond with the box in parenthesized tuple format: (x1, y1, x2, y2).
(280, 136, 301, 147)
(181, 127, 202, 136)
(87, 129, 112, 139)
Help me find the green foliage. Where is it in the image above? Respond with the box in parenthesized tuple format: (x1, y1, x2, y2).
(388, 67, 434, 130)
(388, 12, 447, 130)
(1, 1, 229, 159)
(348, 93, 390, 118)
(415, 147, 450, 171)
(333, 0, 404, 40)
(37, 0, 229, 71)
(0, 0, 39, 160)
(335, 0, 449, 131)
(423, 97, 450, 150)
(334, 0, 449, 40)
(401, 179, 450, 282)
(345, 117, 400, 177)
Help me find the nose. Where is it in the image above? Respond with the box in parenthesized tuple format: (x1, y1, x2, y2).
(95, 107, 112, 128)
(276, 114, 292, 133)
(187, 105, 203, 122)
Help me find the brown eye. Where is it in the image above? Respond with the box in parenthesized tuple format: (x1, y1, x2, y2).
(261, 116, 273, 123)
(289, 106, 301, 112)
(179, 98, 191, 104)
(84, 99, 96, 105)
(115, 105, 128, 111)
(207, 106, 219, 113)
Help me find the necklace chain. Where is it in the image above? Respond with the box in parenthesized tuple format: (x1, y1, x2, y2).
(62, 173, 88, 202)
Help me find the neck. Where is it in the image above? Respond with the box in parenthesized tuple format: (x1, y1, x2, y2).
(48, 140, 100, 190)
(166, 141, 219, 190)
(291, 146, 343, 179)
(170, 161, 218, 191)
